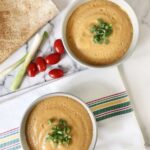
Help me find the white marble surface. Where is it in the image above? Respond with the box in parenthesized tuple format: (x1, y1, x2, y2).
(118, 0, 150, 148)
(0, 0, 85, 97)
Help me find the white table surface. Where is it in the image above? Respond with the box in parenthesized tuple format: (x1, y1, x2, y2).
(54, 1, 150, 147)
(0, 0, 150, 149)
(118, 0, 150, 148)
(54, 0, 150, 148)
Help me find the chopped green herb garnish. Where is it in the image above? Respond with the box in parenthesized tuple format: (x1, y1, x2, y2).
(48, 119, 52, 125)
(46, 119, 72, 146)
(90, 19, 113, 44)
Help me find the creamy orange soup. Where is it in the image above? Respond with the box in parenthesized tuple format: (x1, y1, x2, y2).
(66, 0, 133, 66)
(26, 96, 93, 150)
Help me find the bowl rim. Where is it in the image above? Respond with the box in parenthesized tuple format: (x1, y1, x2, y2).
(20, 92, 98, 150)
(61, 0, 139, 69)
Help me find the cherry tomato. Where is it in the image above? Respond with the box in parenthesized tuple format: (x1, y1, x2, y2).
(49, 68, 64, 79)
(54, 39, 65, 54)
(35, 57, 46, 72)
(45, 53, 61, 65)
(27, 62, 38, 77)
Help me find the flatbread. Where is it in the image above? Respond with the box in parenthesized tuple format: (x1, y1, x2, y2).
(0, 0, 58, 63)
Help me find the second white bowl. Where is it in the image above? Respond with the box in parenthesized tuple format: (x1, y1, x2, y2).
(20, 93, 98, 150)
(62, 0, 139, 68)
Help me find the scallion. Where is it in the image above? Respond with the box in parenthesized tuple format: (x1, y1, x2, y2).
(11, 31, 48, 91)
(0, 54, 27, 79)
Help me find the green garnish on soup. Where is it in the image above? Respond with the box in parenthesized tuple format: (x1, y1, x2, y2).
(46, 119, 72, 146)
(90, 19, 113, 44)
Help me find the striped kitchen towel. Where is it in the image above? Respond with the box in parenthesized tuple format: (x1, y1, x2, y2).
(0, 69, 145, 150)
(0, 91, 139, 150)
(88, 91, 132, 121)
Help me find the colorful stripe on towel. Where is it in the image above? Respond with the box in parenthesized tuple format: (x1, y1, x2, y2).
(87, 91, 133, 121)
(0, 91, 132, 150)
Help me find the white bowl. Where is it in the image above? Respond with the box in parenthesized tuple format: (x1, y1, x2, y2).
(62, 0, 139, 68)
(20, 93, 98, 150)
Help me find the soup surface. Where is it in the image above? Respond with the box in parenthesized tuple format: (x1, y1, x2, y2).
(66, 0, 133, 66)
(26, 96, 93, 150)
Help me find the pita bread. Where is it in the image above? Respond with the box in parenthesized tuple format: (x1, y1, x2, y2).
(0, 0, 58, 63)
